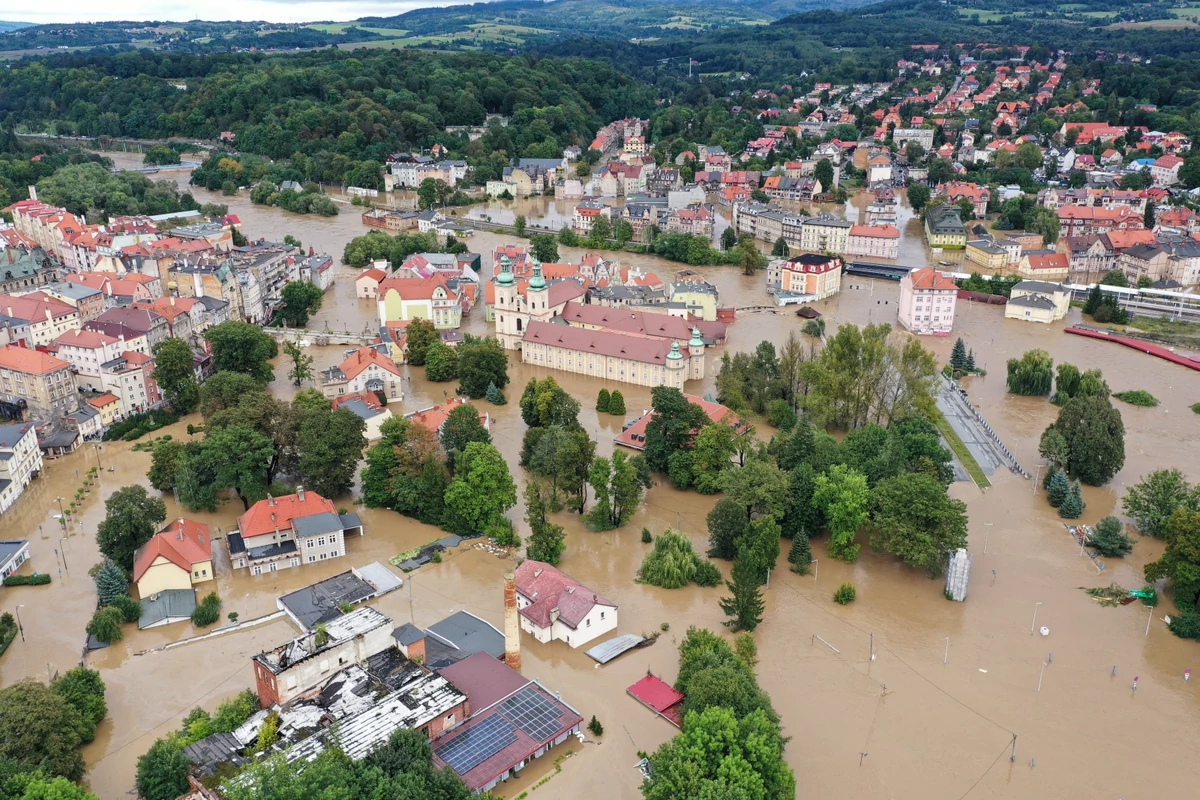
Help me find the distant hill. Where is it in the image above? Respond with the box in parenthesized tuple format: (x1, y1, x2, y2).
(0, 21, 34, 33)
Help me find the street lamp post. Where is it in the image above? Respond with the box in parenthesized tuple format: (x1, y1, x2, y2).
(93, 443, 102, 470)
(59, 537, 69, 572)
(943, 636, 950, 665)
(1031, 601, 1044, 635)
(14, 605, 24, 643)
(984, 522, 993, 555)
(55, 496, 66, 529)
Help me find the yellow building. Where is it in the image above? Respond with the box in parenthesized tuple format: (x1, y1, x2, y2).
(132, 518, 214, 597)
(1018, 252, 1070, 282)
(924, 204, 968, 249)
(965, 239, 1008, 271)
(668, 280, 720, 321)
(87, 393, 121, 427)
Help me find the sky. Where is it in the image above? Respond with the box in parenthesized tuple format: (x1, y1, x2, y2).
(1, 0, 488, 25)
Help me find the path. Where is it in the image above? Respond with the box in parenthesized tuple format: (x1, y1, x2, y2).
(936, 377, 1024, 478)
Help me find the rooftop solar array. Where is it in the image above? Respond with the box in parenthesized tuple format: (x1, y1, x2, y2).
(498, 686, 566, 742)
(434, 715, 517, 775)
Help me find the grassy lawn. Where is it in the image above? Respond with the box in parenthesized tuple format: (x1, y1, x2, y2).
(933, 411, 992, 489)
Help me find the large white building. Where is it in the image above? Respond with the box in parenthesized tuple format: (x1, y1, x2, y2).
(0, 422, 41, 515)
(897, 267, 957, 335)
(514, 560, 617, 648)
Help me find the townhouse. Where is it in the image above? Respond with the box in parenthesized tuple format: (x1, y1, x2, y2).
(0, 345, 79, 420)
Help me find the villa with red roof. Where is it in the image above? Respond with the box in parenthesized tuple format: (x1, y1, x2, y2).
(228, 487, 364, 574)
(318, 346, 404, 402)
(513, 560, 617, 648)
(404, 397, 489, 436)
(133, 518, 214, 598)
(615, 393, 751, 451)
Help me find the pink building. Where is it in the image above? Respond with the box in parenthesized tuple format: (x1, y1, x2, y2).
(898, 267, 957, 335)
(847, 225, 901, 259)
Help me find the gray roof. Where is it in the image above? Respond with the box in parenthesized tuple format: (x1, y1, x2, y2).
(425, 610, 505, 666)
(279, 571, 378, 630)
(48, 282, 102, 301)
(339, 513, 363, 530)
(585, 633, 647, 664)
(292, 511, 344, 538)
(1013, 280, 1066, 294)
(0, 540, 29, 570)
(1008, 294, 1057, 310)
(392, 623, 425, 646)
(337, 397, 386, 422)
(183, 731, 246, 775)
(246, 539, 297, 560)
(138, 588, 197, 629)
(0, 423, 34, 447)
(39, 429, 79, 449)
(926, 204, 965, 234)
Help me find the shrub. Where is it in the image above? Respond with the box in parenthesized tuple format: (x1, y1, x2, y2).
(693, 560, 722, 587)
(833, 582, 857, 605)
(108, 594, 143, 623)
(93, 560, 128, 605)
(596, 388, 611, 413)
(1168, 611, 1200, 640)
(102, 409, 180, 442)
(3, 573, 51, 586)
(1090, 516, 1134, 557)
(588, 715, 604, 736)
(86, 606, 124, 643)
(766, 399, 796, 430)
(1113, 390, 1159, 407)
(191, 592, 222, 627)
(608, 390, 626, 415)
(639, 530, 710, 589)
(1192, 402, 1200, 415)
(641, 527, 653, 544)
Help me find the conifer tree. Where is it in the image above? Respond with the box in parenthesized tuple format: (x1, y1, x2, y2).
(608, 390, 626, 415)
(596, 388, 611, 413)
(950, 338, 968, 371)
(1058, 481, 1085, 519)
(787, 531, 812, 574)
(1047, 469, 1070, 508)
(93, 560, 128, 606)
(965, 349, 976, 372)
(485, 382, 507, 405)
(720, 554, 765, 632)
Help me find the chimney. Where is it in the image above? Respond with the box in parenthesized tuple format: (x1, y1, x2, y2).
(406, 632, 426, 664)
(503, 572, 521, 671)
(297, 486, 305, 502)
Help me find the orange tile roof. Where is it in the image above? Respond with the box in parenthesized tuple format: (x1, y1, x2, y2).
(237, 491, 336, 540)
(1024, 253, 1068, 270)
(376, 274, 457, 302)
(405, 397, 486, 432)
(907, 267, 956, 290)
(356, 267, 387, 283)
(87, 393, 120, 408)
(337, 346, 403, 381)
(133, 518, 212, 582)
(0, 344, 70, 375)
(850, 224, 900, 238)
(52, 329, 118, 349)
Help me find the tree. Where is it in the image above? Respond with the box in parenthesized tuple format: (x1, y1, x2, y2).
(721, 226, 737, 251)
(0, 680, 87, 780)
(1100, 269, 1129, 288)
(109, 593, 142, 623)
(608, 389, 626, 415)
(1091, 516, 1134, 557)
(405, 319, 439, 366)
(719, 458, 789, 519)
(442, 443, 516, 535)
(596, 388, 611, 412)
(277, 280, 323, 327)
(771, 236, 789, 257)
(737, 237, 766, 276)
(814, 158, 834, 192)
(928, 157, 955, 184)
(1144, 509, 1200, 612)
(19, 777, 98, 800)
(642, 387, 711, 473)
(456, 335, 508, 398)
(788, 531, 812, 573)
(707, 499, 749, 560)
(639, 530, 708, 588)
(906, 182, 931, 212)
(558, 226, 579, 246)
(950, 338, 968, 371)
(191, 592, 221, 626)
(424, 341, 459, 382)
(204, 321, 278, 382)
(297, 407, 366, 498)
(416, 177, 450, 209)
(867, 472, 967, 575)
(519, 376, 581, 428)
(282, 340, 314, 386)
(1039, 428, 1070, 468)
(514, 215, 527, 237)
(1123, 469, 1200, 538)
(1179, 156, 1200, 189)
(151, 338, 199, 414)
(1045, 396, 1125, 485)
(613, 219, 634, 243)
(1052, 362, 1081, 404)
(199, 423, 275, 509)
(1026, 205, 1061, 246)
(440, 402, 491, 468)
(527, 425, 595, 514)
(529, 234, 558, 263)
(524, 481, 566, 565)
(198, 370, 262, 417)
(589, 215, 612, 243)
(1047, 469, 1070, 507)
(720, 553, 765, 632)
(51, 668, 107, 742)
(588, 715, 604, 737)
(86, 606, 124, 644)
(1006, 349, 1053, 396)
(690, 419, 736, 494)
(135, 739, 190, 800)
(1015, 141, 1045, 170)
(93, 560, 128, 605)
(97, 486, 166, 572)
(813, 464, 870, 561)
(586, 451, 646, 530)
(1144, 202, 1156, 230)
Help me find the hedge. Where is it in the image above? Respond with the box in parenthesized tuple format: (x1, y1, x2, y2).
(3, 573, 51, 587)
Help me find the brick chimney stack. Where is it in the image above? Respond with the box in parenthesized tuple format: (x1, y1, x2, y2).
(503, 572, 521, 671)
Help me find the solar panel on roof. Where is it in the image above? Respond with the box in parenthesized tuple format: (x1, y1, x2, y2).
(434, 715, 517, 775)
(498, 686, 566, 742)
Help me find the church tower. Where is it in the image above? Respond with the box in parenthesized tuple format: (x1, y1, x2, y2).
(495, 254, 520, 349)
(688, 327, 706, 380)
(527, 259, 549, 324)
(665, 340, 685, 388)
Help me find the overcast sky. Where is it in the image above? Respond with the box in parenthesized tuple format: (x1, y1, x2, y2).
(4, 1, 486, 25)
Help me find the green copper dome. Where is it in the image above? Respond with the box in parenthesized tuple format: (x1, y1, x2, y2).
(496, 254, 514, 286)
(667, 341, 684, 360)
(529, 258, 546, 290)
(688, 327, 704, 348)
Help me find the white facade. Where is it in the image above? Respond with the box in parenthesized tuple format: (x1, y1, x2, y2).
(515, 593, 618, 648)
(897, 268, 958, 335)
(0, 423, 41, 515)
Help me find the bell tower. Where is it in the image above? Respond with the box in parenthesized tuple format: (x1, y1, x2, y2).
(495, 254, 519, 349)
(688, 327, 706, 380)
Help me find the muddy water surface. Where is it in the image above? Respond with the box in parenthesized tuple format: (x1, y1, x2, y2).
(2, 156, 1198, 799)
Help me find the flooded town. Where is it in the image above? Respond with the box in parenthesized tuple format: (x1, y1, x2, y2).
(0, 146, 1196, 800)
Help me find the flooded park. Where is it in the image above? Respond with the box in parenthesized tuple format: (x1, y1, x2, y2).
(2, 154, 1198, 799)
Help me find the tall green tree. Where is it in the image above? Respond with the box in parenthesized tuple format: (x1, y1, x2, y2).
(707, 498, 749, 560)
(1044, 395, 1125, 485)
(199, 370, 262, 416)
(813, 464, 870, 561)
(719, 458, 789, 519)
(720, 553, 766, 632)
(424, 341, 459, 382)
(867, 472, 968, 575)
(586, 451, 646, 530)
(93, 559, 128, 605)
(51, 668, 107, 744)
(814, 158, 834, 192)
(404, 319, 439, 367)
(1006, 349, 1054, 396)
(135, 739, 191, 800)
(455, 335, 508, 398)
(151, 337, 199, 414)
(690, 419, 737, 494)
(296, 407, 366, 498)
(442, 442, 516, 535)
(282, 340, 314, 386)
(642, 387, 711, 473)
(203, 321, 278, 382)
(277, 280, 324, 327)
(1145, 509, 1200, 612)
(524, 482, 566, 565)
(529, 234, 558, 263)
(200, 423, 275, 509)
(440, 402, 491, 469)
(1122, 469, 1199, 538)
(96, 486, 167, 572)
(0, 680, 88, 780)
(771, 236, 789, 257)
(519, 376, 581, 428)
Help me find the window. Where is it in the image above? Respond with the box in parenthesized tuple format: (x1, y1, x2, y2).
(251, 565, 262, 576)
(586, 618, 591, 627)
(269, 562, 277, 572)
(600, 611, 605, 620)
(317, 536, 325, 547)
(308, 555, 317, 563)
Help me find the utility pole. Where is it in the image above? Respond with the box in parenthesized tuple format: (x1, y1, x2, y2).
(408, 580, 414, 624)
(1010, 734, 1018, 762)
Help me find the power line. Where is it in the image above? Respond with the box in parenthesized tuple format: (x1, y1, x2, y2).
(954, 742, 1013, 800)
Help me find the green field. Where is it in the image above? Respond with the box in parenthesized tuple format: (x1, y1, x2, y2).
(304, 23, 410, 35)
(338, 20, 552, 50)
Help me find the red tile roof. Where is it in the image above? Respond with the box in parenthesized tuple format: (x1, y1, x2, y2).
(1024, 253, 1068, 271)
(52, 329, 118, 350)
(906, 267, 956, 291)
(337, 346, 403, 381)
(376, 274, 457, 302)
(514, 560, 615, 630)
(133, 518, 212, 583)
(87, 393, 120, 408)
(521, 320, 677, 366)
(559, 301, 726, 343)
(615, 394, 748, 450)
(0, 345, 70, 375)
(627, 674, 685, 727)
(404, 397, 486, 433)
(237, 491, 336, 540)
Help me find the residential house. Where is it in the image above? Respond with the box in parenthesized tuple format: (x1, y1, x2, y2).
(88, 307, 169, 348)
(228, 488, 365, 574)
(1018, 252, 1070, 281)
(404, 397, 490, 437)
(513, 560, 617, 648)
(1056, 206, 1143, 238)
(50, 329, 137, 391)
(133, 518, 214, 598)
(41, 282, 105, 322)
(936, 182, 991, 217)
(87, 393, 121, 428)
(799, 214, 853, 254)
(1004, 280, 1071, 324)
(0, 539, 30, 580)
(1150, 155, 1184, 187)
(99, 350, 160, 416)
(924, 205, 967, 249)
(318, 346, 404, 402)
(898, 267, 957, 334)
(965, 238, 1008, 271)
(355, 266, 388, 300)
(778, 254, 843, 300)
(0, 248, 48, 295)
(375, 275, 463, 329)
(846, 225, 900, 259)
(0, 345, 79, 420)
(0, 422, 41, 515)
(667, 204, 714, 238)
(1059, 235, 1113, 284)
(0, 292, 80, 347)
(332, 392, 395, 442)
(668, 277, 721, 322)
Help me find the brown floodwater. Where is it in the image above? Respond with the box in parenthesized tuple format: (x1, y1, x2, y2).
(1, 154, 1197, 799)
